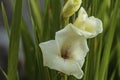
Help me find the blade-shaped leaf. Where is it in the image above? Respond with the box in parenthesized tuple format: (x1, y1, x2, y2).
(7, 0, 22, 80)
(21, 20, 36, 80)
(1, 2, 10, 38)
(99, 0, 120, 80)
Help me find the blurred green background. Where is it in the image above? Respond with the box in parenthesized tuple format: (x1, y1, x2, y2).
(0, 0, 120, 80)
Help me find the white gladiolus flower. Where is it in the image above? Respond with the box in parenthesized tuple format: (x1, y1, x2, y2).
(62, 0, 82, 18)
(39, 24, 89, 79)
(74, 7, 103, 38)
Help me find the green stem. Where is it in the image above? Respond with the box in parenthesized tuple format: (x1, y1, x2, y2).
(60, 73, 67, 80)
(65, 75, 67, 80)
(61, 16, 69, 28)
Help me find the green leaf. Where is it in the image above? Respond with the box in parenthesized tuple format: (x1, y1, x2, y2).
(43, 0, 51, 41)
(27, 0, 50, 80)
(94, 36, 103, 80)
(110, 69, 116, 80)
(117, 37, 120, 77)
(7, 0, 22, 80)
(50, 0, 61, 38)
(29, 0, 43, 41)
(1, 2, 10, 38)
(99, 0, 120, 80)
(21, 20, 36, 80)
(83, 39, 95, 80)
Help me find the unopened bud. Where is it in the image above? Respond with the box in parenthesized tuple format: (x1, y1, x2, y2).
(62, 0, 82, 18)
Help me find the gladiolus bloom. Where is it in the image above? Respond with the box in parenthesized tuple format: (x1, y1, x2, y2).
(39, 24, 89, 79)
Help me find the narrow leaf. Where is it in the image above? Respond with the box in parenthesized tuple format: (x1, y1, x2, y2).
(1, 2, 10, 38)
(99, 0, 120, 80)
(7, 0, 22, 80)
(21, 20, 36, 80)
(27, 0, 50, 80)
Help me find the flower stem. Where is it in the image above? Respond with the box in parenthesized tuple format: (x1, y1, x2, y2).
(60, 16, 69, 28)
(65, 75, 67, 80)
(60, 73, 68, 80)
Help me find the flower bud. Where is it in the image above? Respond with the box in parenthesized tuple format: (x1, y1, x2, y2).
(62, 0, 82, 18)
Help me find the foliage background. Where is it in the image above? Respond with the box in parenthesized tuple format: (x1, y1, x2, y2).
(0, 0, 120, 80)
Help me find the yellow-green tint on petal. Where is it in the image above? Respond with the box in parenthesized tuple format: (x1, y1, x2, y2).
(74, 18, 85, 30)
(74, 7, 88, 30)
(83, 17, 103, 35)
(73, 7, 103, 38)
(77, 7, 88, 20)
(84, 18, 97, 33)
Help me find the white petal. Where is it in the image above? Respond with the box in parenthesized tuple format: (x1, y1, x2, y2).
(39, 40, 61, 66)
(73, 7, 103, 38)
(39, 40, 85, 79)
(55, 24, 89, 60)
(74, 7, 88, 29)
(82, 16, 103, 38)
(78, 7, 88, 20)
(63, 60, 84, 79)
(72, 17, 103, 38)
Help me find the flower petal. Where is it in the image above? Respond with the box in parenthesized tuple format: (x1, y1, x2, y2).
(39, 40, 84, 79)
(55, 24, 89, 60)
(39, 40, 61, 66)
(74, 7, 88, 29)
(63, 60, 84, 79)
(72, 17, 103, 38)
(78, 7, 88, 19)
(73, 7, 103, 38)
(83, 16, 103, 37)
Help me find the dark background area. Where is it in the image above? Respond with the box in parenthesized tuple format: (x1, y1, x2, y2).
(0, 0, 12, 80)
